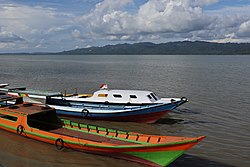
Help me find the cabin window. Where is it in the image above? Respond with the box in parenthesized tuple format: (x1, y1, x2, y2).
(150, 93, 158, 101)
(113, 94, 122, 98)
(98, 94, 108, 97)
(147, 95, 152, 99)
(79, 95, 89, 98)
(130, 95, 137, 99)
(0, 114, 17, 122)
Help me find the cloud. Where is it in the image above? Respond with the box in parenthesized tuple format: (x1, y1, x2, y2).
(194, 0, 218, 6)
(71, 29, 85, 41)
(94, 0, 133, 12)
(0, 3, 76, 51)
(77, 0, 250, 43)
(0, 31, 25, 43)
(78, 0, 215, 41)
(202, 5, 250, 42)
(0, 4, 61, 35)
(237, 20, 250, 37)
(1, 0, 250, 52)
(136, 0, 209, 33)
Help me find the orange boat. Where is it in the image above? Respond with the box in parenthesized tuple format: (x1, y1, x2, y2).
(0, 93, 205, 167)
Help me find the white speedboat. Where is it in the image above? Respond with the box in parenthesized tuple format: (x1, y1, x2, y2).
(1, 84, 188, 123)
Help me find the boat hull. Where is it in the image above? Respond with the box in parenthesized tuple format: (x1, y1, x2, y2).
(51, 100, 186, 123)
(0, 110, 204, 167)
(20, 122, 204, 167)
(58, 109, 169, 123)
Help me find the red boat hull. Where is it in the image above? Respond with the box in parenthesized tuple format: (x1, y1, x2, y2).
(59, 110, 170, 123)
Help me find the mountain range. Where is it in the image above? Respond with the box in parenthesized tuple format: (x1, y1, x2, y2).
(1, 41, 250, 55)
(57, 41, 250, 55)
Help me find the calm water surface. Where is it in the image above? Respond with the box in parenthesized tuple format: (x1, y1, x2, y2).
(0, 54, 249, 167)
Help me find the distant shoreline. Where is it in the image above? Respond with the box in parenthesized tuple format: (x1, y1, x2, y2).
(1, 41, 250, 55)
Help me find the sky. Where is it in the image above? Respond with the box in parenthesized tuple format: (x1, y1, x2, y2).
(1, 0, 250, 53)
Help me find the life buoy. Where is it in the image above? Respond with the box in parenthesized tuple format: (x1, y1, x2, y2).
(81, 108, 89, 117)
(55, 138, 64, 150)
(181, 97, 187, 102)
(16, 125, 24, 135)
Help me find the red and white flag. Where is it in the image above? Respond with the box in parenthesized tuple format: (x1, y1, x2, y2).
(100, 84, 108, 90)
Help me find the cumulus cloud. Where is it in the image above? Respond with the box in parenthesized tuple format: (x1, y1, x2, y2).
(136, 0, 209, 33)
(203, 5, 250, 42)
(77, 0, 250, 43)
(237, 20, 250, 37)
(71, 29, 85, 41)
(78, 0, 215, 41)
(1, 0, 250, 52)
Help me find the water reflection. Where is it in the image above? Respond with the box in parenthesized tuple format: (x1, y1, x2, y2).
(170, 154, 236, 167)
(156, 117, 184, 124)
(174, 108, 201, 114)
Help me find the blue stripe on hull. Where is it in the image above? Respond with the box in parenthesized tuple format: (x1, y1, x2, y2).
(55, 101, 184, 118)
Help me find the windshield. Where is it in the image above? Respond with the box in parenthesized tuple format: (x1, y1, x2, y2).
(150, 93, 158, 101)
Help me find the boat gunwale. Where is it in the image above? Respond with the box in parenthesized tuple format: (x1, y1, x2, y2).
(23, 126, 204, 150)
(59, 119, 205, 149)
(0, 110, 205, 150)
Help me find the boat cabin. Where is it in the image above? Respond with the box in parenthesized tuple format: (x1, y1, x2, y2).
(83, 89, 160, 104)
(27, 107, 62, 130)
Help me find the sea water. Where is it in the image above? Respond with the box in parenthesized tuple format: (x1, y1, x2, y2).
(0, 54, 249, 167)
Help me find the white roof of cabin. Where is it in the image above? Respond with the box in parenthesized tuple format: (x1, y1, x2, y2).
(86, 89, 159, 104)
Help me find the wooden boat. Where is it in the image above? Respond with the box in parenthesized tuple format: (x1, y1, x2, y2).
(0, 93, 205, 166)
(1, 84, 188, 123)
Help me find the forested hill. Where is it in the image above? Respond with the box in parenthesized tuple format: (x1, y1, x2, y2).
(58, 41, 250, 55)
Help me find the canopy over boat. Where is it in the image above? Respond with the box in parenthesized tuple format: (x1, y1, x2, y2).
(9, 88, 61, 97)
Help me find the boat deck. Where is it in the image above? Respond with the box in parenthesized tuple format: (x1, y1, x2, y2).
(5, 104, 51, 115)
(50, 128, 135, 145)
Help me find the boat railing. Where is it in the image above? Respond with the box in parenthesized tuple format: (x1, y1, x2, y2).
(61, 119, 161, 144)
